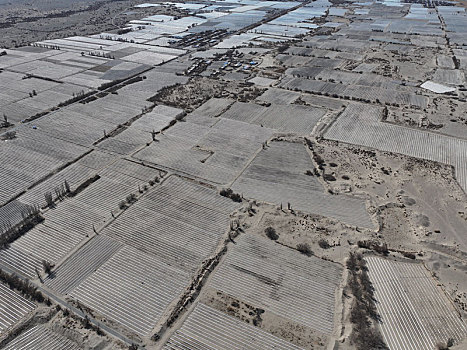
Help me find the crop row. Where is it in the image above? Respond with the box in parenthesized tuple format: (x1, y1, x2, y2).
(209, 234, 342, 335)
(163, 303, 304, 350)
(366, 257, 467, 350)
(3, 325, 79, 350)
(325, 104, 467, 192)
(231, 141, 373, 228)
(0, 283, 36, 333)
(71, 245, 190, 337)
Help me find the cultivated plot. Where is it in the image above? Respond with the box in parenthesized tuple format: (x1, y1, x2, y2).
(134, 118, 274, 184)
(101, 175, 241, 273)
(0, 220, 85, 279)
(0, 283, 35, 334)
(190, 97, 235, 118)
(279, 77, 428, 109)
(71, 245, 190, 337)
(0, 127, 90, 205)
(366, 257, 467, 350)
(3, 325, 80, 350)
(231, 141, 373, 228)
(324, 103, 467, 193)
(221, 101, 326, 134)
(44, 235, 122, 295)
(209, 233, 342, 335)
(163, 303, 304, 350)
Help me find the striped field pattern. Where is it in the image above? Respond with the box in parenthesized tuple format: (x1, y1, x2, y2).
(366, 257, 467, 350)
(232, 141, 373, 228)
(325, 103, 467, 193)
(0, 284, 35, 334)
(71, 245, 190, 337)
(44, 235, 122, 295)
(102, 175, 241, 273)
(3, 325, 79, 350)
(163, 303, 304, 350)
(209, 234, 342, 335)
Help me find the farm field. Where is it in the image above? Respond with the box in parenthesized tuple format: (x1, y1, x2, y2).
(134, 117, 274, 185)
(0, 283, 35, 333)
(70, 245, 190, 337)
(220, 101, 327, 134)
(163, 303, 304, 350)
(324, 103, 467, 193)
(366, 257, 467, 350)
(0, 0, 467, 349)
(208, 233, 342, 335)
(3, 325, 80, 350)
(44, 235, 122, 295)
(232, 141, 373, 228)
(101, 175, 240, 273)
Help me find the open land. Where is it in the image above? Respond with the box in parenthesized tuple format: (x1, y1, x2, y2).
(0, 0, 467, 350)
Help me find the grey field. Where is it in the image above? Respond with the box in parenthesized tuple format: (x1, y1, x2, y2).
(44, 235, 123, 295)
(0, 283, 35, 333)
(0, 0, 466, 348)
(366, 257, 467, 350)
(3, 325, 80, 350)
(209, 233, 342, 335)
(232, 141, 373, 228)
(325, 103, 467, 193)
(163, 303, 304, 350)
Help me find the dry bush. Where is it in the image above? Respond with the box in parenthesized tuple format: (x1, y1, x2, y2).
(42, 260, 52, 274)
(265, 227, 278, 240)
(220, 188, 242, 202)
(297, 243, 313, 256)
(318, 238, 331, 249)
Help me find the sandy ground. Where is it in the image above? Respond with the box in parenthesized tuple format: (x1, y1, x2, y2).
(0, 0, 185, 48)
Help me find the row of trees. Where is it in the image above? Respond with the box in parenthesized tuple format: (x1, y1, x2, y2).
(347, 252, 387, 350)
(0, 205, 43, 249)
(0, 268, 50, 305)
(44, 180, 71, 207)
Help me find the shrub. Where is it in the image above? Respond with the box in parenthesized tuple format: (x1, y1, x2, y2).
(402, 251, 416, 259)
(265, 227, 278, 240)
(436, 338, 454, 350)
(0, 268, 47, 303)
(220, 188, 233, 197)
(0, 208, 43, 249)
(119, 201, 127, 210)
(64, 180, 70, 193)
(126, 193, 137, 204)
(3, 131, 16, 140)
(82, 315, 91, 329)
(318, 239, 330, 249)
(230, 192, 242, 202)
(297, 243, 313, 256)
(357, 240, 389, 255)
(313, 154, 325, 165)
(42, 260, 52, 274)
(220, 188, 242, 202)
(96, 325, 104, 336)
(346, 252, 362, 272)
(44, 191, 54, 207)
(347, 252, 387, 349)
